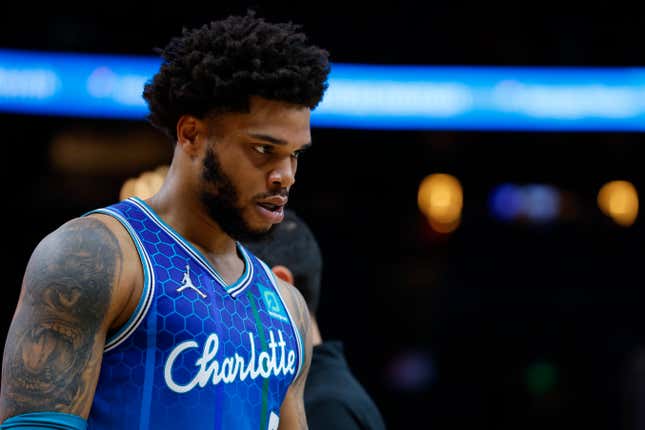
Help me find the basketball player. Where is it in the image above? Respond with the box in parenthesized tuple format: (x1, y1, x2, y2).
(0, 12, 329, 430)
(245, 210, 387, 429)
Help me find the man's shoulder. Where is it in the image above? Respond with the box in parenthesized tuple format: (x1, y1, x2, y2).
(31, 214, 142, 312)
(37, 216, 122, 256)
(39, 214, 139, 266)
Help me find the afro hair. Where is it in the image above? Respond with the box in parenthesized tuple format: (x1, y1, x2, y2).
(143, 12, 330, 141)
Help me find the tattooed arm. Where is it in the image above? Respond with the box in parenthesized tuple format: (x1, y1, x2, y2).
(276, 278, 312, 430)
(0, 217, 133, 421)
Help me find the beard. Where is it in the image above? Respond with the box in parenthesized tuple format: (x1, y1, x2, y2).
(200, 146, 273, 242)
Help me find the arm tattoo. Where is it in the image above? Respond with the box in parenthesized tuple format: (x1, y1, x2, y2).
(0, 218, 121, 418)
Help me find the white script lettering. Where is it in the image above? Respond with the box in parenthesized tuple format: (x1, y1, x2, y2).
(164, 330, 297, 394)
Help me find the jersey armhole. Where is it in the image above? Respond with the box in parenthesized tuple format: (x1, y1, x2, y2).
(84, 208, 155, 352)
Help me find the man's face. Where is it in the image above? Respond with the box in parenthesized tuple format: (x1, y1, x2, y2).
(199, 97, 312, 241)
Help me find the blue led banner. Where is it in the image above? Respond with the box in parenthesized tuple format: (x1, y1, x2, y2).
(1, 49, 644, 131)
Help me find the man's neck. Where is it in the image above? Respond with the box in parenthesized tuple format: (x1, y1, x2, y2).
(149, 168, 235, 255)
(145, 170, 245, 285)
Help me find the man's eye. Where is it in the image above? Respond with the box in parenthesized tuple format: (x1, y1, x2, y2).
(254, 145, 273, 154)
(292, 151, 303, 159)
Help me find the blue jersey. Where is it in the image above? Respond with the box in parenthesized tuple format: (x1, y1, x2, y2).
(85, 197, 304, 430)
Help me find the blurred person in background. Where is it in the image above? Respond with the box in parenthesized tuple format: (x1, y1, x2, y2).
(0, 11, 329, 430)
(245, 209, 387, 430)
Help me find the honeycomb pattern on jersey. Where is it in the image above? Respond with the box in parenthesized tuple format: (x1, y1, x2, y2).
(89, 200, 300, 430)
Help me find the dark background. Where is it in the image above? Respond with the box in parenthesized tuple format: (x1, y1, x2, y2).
(1, 6, 644, 429)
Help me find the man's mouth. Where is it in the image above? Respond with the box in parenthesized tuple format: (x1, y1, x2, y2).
(256, 197, 287, 223)
(257, 195, 288, 212)
(258, 202, 284, 212)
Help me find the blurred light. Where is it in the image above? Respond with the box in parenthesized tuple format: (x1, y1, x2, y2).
(86, 66, 117, 98)
(0, 49, 157, 118)
(524, 185, 560, 222)
(322, 79, 473, 117)
(50, 128, 170, 175)
(526, 362, 558, 397)
(492, 80, 643, 119)
(489, 183, 560, 223)
(386, 350, 436, 392)
(120, 165, 169, 200)
(0, 66, 60, 99)
(418, 174, 463, 233)
(2, 49, 645, 130)
(429, 216, 461, 234)
(598, 180, 639, 227)
(489, 184, 524, 221)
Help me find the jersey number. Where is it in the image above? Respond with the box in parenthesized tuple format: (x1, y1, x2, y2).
(267, 411, 279, 430)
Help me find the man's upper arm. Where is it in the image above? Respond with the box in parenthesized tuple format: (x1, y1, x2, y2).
(0, 217, 123, 421)
(277, 279, 312, 430)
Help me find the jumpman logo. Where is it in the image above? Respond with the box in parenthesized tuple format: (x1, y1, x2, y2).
(177, 265, 207, 298)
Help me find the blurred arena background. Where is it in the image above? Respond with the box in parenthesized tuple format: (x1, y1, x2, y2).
(1, 6, 644, 429)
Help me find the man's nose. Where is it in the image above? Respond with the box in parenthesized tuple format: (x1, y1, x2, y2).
(268, 158, 296, 189)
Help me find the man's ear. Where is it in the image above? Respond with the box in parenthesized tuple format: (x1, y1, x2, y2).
(176, 115, 207, 158)
(271, 265, 294, 285)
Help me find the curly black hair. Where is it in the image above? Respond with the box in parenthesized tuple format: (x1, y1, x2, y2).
(142, 12, 330, 141)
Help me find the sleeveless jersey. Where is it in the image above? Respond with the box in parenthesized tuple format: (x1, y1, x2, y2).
(85, 197, 304, 430)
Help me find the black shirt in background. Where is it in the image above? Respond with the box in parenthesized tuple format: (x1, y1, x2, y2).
(304, 341, 386, 430)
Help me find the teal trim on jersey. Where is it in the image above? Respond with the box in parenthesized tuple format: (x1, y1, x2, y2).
(257, 260, 305, 381)
(228, 244, 254, 297)
(129, 197, 224, 284)
(129, 197, 254, 296)
(292, 320, 305, 380)
(82, 208, 155, 352)
(1, 411, 87, 429)
(295, 325, 305, 379)
(139, 295, 158, 430)
(246, 290, 270, 430)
